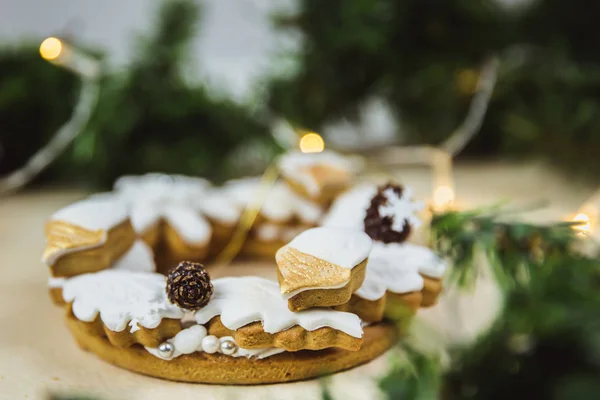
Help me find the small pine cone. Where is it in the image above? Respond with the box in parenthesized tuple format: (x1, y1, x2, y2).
(364, 183, 412, 244)
(166, 261, 213, 311)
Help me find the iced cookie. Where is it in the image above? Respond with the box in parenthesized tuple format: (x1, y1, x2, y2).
(48, 239, 157, 305)
(364, 182, 423, 244)
(42, 197, 136, 278)
(405, 243, 447, 306)
(197, 188, 242, 257)
(278, 150, 356, 203)
(60, 269, 397, 384)
(112, 174, 213, 272)
(223, 178, 325, 258)
(371, 243, 446, 308)
(67, 316, 397, 384)
(334, 242, 425, 322)
(224, 178, 323, 226)
(275, 227, 372, 311)
(194, 276, 364, 351)
(48, 276, 66, 305)
(362, 183, 445, 307)
(242, 223, 312, 258)
(62, 270, 185, 347)
(321, 184, 377, 229)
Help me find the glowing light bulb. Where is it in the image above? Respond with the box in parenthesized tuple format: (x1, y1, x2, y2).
(299, 133, 325, 153)
(456, 69, 478, 95)
(40, 37, 63, 61)
(572, 213, 591, 233)
(433, 185, 455, 209)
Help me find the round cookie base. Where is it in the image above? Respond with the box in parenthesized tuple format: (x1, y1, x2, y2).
(66, 317, 398, 385)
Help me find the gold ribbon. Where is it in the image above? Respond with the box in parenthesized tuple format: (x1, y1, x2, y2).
(213, 162, 280, 266)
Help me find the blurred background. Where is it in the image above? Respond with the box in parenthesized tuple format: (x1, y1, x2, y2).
(1, 0, 599, 189)
(2, 1, 600, 399)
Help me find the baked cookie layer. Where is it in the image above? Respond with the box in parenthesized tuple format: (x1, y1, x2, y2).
(66, 305, 182, 348)
(275, 227, 372, 311)
(334, 290, 422, 323)
(206, 316, 362, 351)
(48, 219, 136, 277)
(421, 276, 443, 307)
(66, 315, 397, 385)
(280, 259, 368, 312)
(278, 150, 355, 204)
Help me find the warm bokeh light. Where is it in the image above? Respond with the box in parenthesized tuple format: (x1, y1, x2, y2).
(456, 68, 478, 95)
(299, 132, 325, 153)
(40, 37, 63, 61)
(433, 185, 455, 209)
(572, 213, 591, 232)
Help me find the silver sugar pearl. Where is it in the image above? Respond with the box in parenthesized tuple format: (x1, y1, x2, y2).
(158, 342, 174, 358)
(219, 339, 237, 355)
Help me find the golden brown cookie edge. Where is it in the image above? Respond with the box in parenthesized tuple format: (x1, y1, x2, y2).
(66, 315, 397, 385)
(285, 259, 367, 312)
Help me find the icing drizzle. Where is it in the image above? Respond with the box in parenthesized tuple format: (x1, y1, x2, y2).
(378, 187, 423, 231)
(284, 227, 372, 269)
(50, 197, 128, 231)
(194, 277, 363, 338)
(320, 184, 377, 229)
(278, 150, 354, 196)
(62, 270, 184, 333)
(112, 240, 156, 272)
(112, 173, 213, 245)
(354, 242, 446, 301)
(355, 243, 424, 301)
(223, 178, 323, 224)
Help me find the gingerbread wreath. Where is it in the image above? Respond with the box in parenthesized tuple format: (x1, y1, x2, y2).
(43, 150, 447, 385)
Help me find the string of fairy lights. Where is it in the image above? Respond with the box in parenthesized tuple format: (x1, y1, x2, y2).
(0, 37, 100, 195)
(0, 38, 596, 238)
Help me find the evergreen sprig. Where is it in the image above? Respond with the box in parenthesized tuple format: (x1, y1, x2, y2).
(430, 206, 580, 290)
(378, 207, 600, 400)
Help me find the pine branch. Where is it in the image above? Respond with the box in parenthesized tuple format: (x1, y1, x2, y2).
(430, 206, 581, 290)
(380, 207, 600, 399)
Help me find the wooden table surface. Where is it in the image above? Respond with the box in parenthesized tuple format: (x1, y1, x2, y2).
(0, 162, 594, 400)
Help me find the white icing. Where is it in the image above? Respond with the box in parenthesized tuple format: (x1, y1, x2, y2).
(195, 277, 363, 338)
(222, 177, 262, 209)
(259, 183, 322, 224)
(367, 242, 446, 279)
(48, 276, 66, 288)
(278, 150, 354, 196)
(379, 187, 423, 231)
(163, 206, 212, 245)
(115, 174, 210, 201)
(281, 225, 309, 242)
(320, 184, 377, 229)
(355, 243, 425, 301)
(129, 201, 161, 234)
(254, 223, 309, 243)
(223, 178, 323, 224)
(392, 242, 447, 278)
(255, 223, 281, 242)
(145, 325, 285, 360)
(112, 174, 213, 245)
(50, 197, 128, 231)
(62, 270, 184, 333)
(197, 189, 241, 226)
(113, 240, 156, 272)
(42, 197, 130, 266)
(284, 227, 372, 269)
